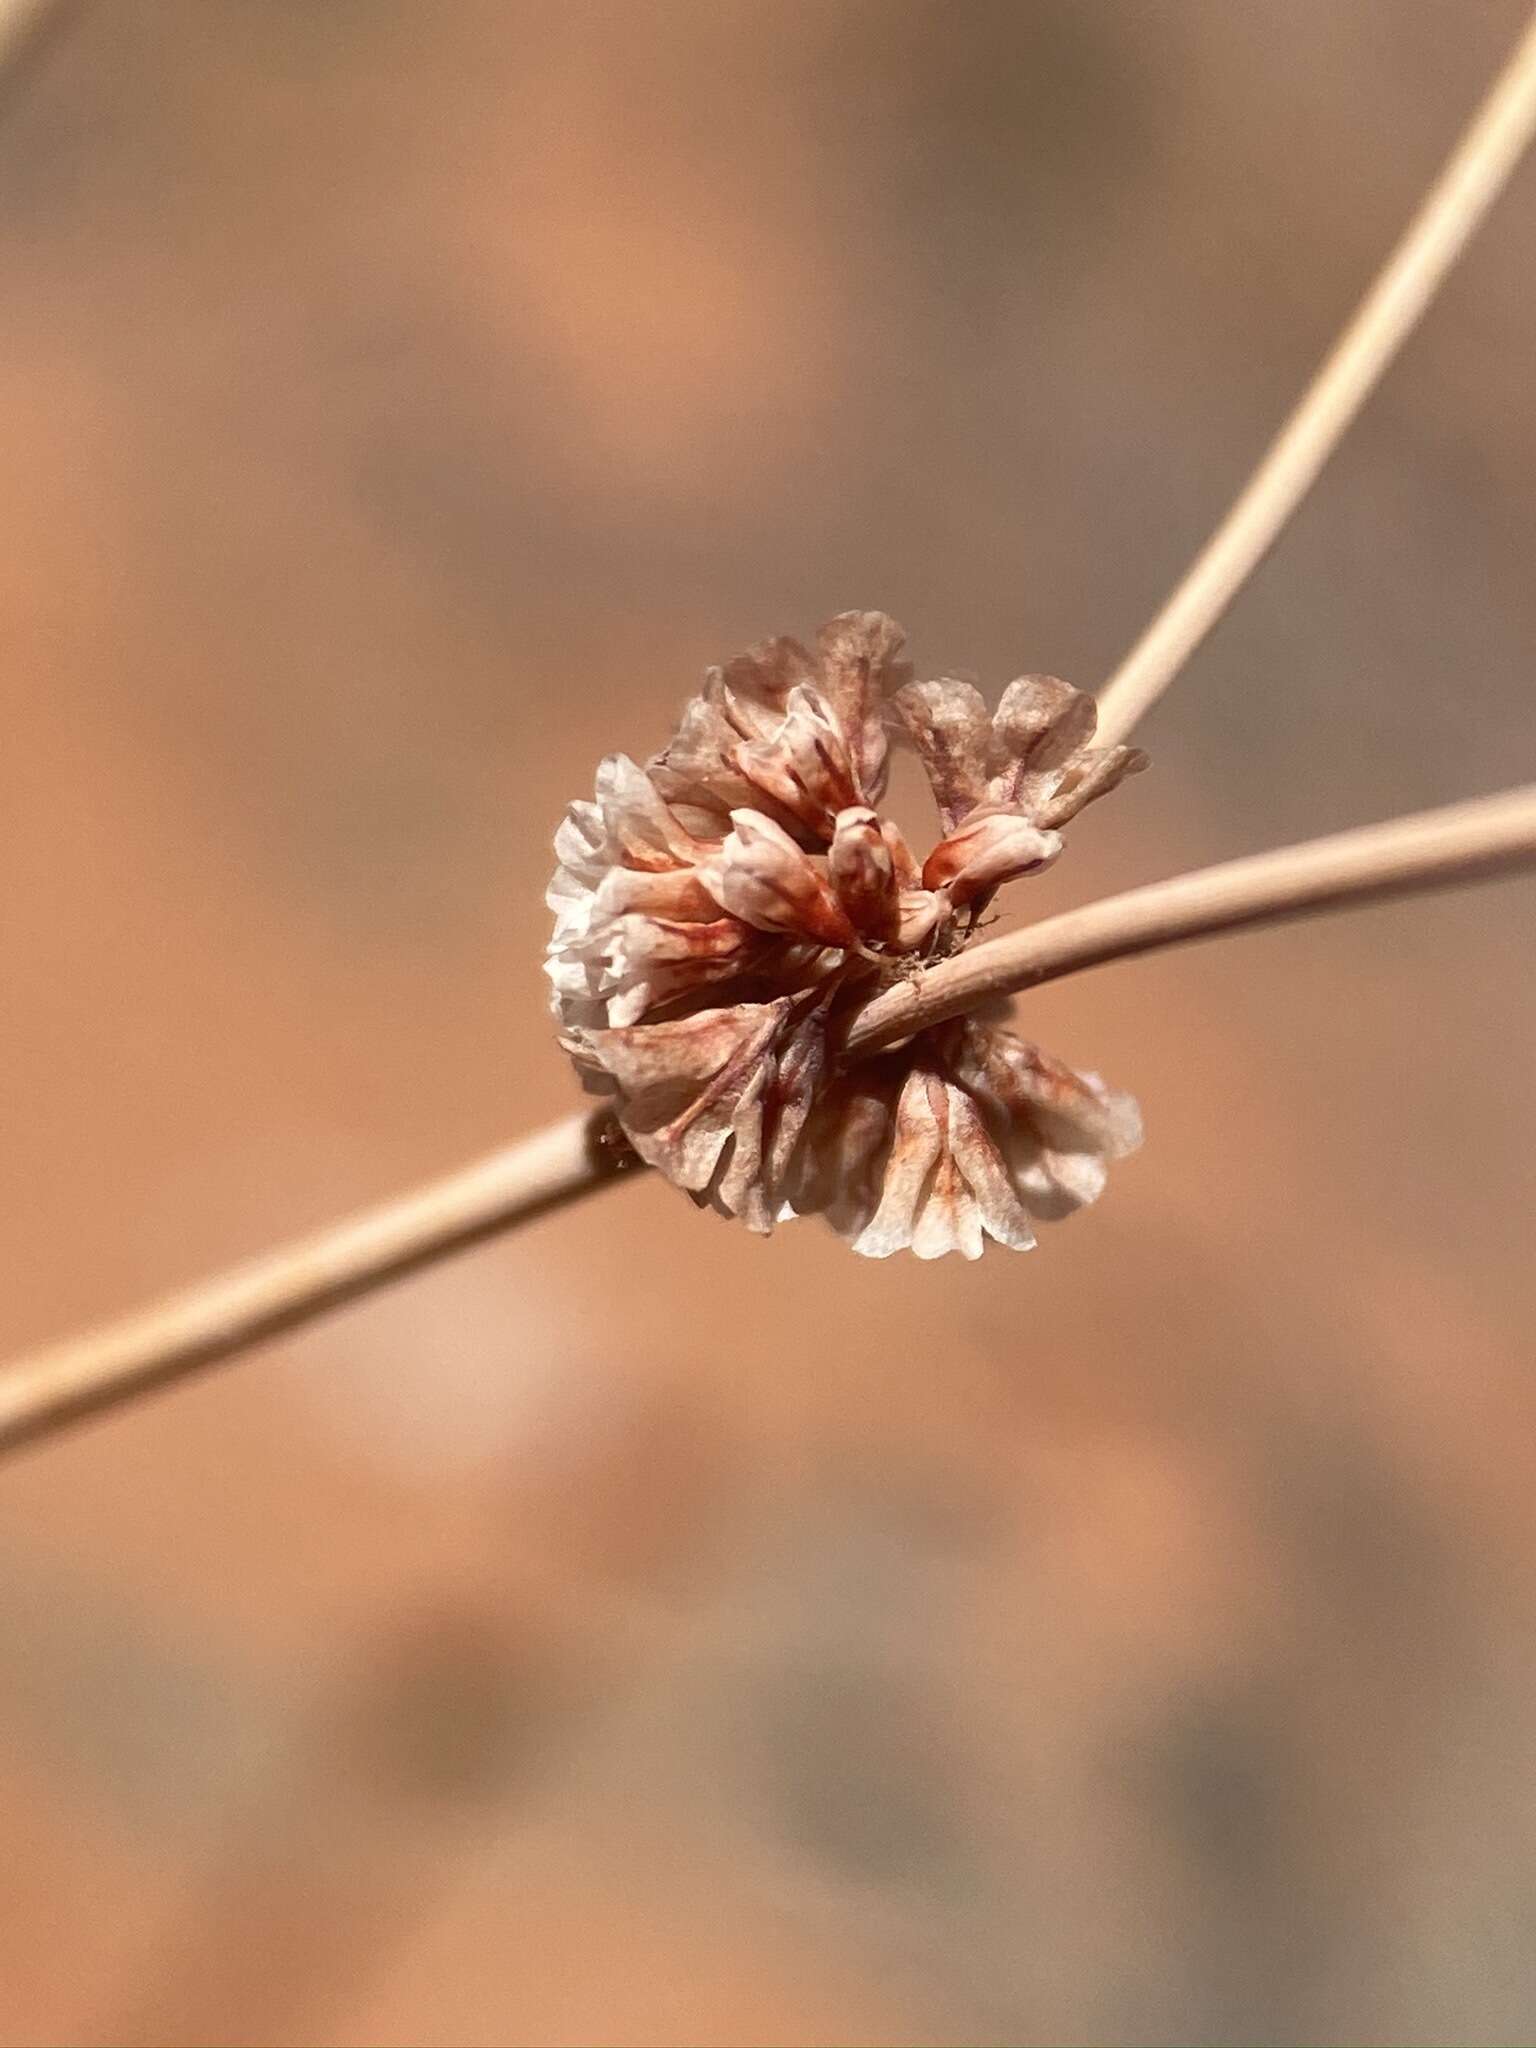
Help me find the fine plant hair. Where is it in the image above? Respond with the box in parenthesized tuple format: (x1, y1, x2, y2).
(5, 11, 1536, 1455)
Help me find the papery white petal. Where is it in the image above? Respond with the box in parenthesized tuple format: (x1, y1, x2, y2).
(816, 610, 911, 799)
(697, 809, 858, 948)
(891, 677, 993, 830)
(829, 805, 900, 942)
(922, 810, 1062, 903)
(947, 1087, 1037, 1251)
(587, 1001, 790, 1191)
(851, 1066, 946, 1259)
(731, 685, 862, 836)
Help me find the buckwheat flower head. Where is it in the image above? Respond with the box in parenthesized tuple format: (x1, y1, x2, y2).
(546, 612, 1147, 1258)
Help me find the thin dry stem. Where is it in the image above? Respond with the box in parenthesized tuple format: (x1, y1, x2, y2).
(0, 0, 71, 100)
(0, 0, 51, 58)
(0, 1112, 628, 1454)
(4, 785, 1533, 1459)
(1093, 6, 1536, 750)
(846, 785, 1536, 1054)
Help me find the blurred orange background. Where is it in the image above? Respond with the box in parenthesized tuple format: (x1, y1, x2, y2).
(3, 4, 1535, 2042)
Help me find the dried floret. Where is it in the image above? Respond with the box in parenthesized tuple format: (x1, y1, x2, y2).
(546, 613, 1146, 1256)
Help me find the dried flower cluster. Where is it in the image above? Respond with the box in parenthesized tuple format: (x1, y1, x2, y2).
(547, 613, 1147, 1258)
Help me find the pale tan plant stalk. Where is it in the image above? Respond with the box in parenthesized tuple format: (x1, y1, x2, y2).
(1093, 5, 1536, 749)
(0, 1113, 617, 1453)
(4, 786, 1534, 1457)
(0, 0, 52, 58)
(0, 0, 68, 98)
(845, 786, 1536, 1055)
(4, 14, 1535, 1455)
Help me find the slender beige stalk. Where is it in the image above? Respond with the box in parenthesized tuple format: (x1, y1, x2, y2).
(0, 1111, 627, 1454)
(0, 0, 65, 92)
(847, 785, 1536, 1054)
(1093, 7, 1536, 751)
(4, 786, 1533, 1459)
(0, 0, 51, 57)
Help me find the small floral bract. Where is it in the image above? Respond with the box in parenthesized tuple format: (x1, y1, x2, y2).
(547, 613, 1146, 1258)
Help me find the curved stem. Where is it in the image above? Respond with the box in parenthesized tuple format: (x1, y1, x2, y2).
(0, 0, 78, 108)
(0, 1111, 630, 1455)
(1093, 7, 1536, 750)
(4, 784, 1534, 1459)
(846, 785, 1536, 1053)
